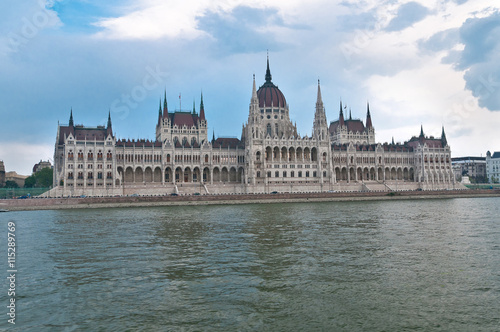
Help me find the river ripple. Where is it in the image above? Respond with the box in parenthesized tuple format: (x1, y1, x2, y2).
(1, 197, 499, 331)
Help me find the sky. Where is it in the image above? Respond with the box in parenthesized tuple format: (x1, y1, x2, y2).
(1, 0, 499, 175)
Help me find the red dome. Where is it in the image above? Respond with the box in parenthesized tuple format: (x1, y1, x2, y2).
(256, 57, 286, 108)
(257, 83, 286, 108)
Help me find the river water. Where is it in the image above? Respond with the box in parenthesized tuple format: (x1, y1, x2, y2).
(1, 197, 499, 331)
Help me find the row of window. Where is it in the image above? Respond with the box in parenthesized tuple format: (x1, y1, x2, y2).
(256, 170, 322, 178)
(68, 164, 113, 169)
(117, 154, 162, 163)
(67, 172, 113, 180)
(67, 151, 112, 160)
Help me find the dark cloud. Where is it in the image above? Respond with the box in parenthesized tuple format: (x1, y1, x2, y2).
(457, 12, 500, 111)
(197, 6, 306, 55)
(385, 2, 430, 32)
(457, 12, 500, 69)
(418, 28, 459, 52)
(419, 12, 500, 111)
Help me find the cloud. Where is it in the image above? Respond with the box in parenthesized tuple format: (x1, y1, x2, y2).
(456, 12, 500, 69)
(197, 6, 304, 54)
(418, 28, 459, 53)
(457, 12, 500, 111)
(418, 10, 500, 111)
(385, 2, 430, 32)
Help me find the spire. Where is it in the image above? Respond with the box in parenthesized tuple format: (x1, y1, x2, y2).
(349, 108, 352, 120)
(419, 124, 425, 138)
(392, 136, 395, 145)
(339, 100, 345, 126)
(107, 110, 112, 129)
(163, 93, 168, 118)
(366, 102, 373, 128)
(441, 126, 447, 146)
(313, 79, 327, 140)
(212, 130, 215, 144)
(106, 110, 113, 136)
(192, 99, 196, 115)
(69, 108, 74, 127)
(265, 52, 272, 83)
(158, 99, 162, 116)
(200, 92, 205, 121)
(251, 74, 258, 101)
(316, 79, 323, 106)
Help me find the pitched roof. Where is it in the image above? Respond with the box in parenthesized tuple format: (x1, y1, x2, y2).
(58, 125, 110, 144)
(212, 137, 243, 149)
(329, 119, 367, 134)
(170, 112, 198, 127)
(492, 152, 500, 158)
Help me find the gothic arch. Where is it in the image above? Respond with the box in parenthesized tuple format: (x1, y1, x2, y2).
(144, 167, 153, 183)
(135, 167, 144, 183)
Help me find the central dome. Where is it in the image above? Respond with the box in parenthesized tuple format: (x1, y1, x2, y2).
(256, 58, 286, 108)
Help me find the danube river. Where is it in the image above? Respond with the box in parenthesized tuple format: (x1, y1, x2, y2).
(2, 197, 499, 331)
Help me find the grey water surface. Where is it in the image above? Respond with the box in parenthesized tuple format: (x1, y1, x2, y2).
(1, 197, 499, 331)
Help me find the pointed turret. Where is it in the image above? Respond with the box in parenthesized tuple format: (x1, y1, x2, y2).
(106, 110, 113, 136)
(212, 130, 215, 144)
(441, 126, 447, 146)
(316, 79, 323, 108)
(349, 108, 352, 121)
(192, 100, 196, 115)
(339, 100, 345, 126)
(366, 102, 373, 128)
(200, 92, 205, 121)
(69, 108, 74, 127)
(419, 124, 425, 138)
(313, 79, 328, 140)
(392, 136, 395, 145)
(252, 74, 258, 100)
(163, 90, 168, 118)
(265, 54, 272, 83)
(158, 99, 162, 120)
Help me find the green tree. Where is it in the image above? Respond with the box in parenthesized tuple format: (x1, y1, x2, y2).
(36, 168, 53, 187)
(24, 175, 36, 188)
(5, 180, 19, 188)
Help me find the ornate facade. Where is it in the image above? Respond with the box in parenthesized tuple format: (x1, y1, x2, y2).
(49, 58, 458, 197)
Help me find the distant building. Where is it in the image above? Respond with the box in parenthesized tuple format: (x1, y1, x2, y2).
(5, 171, 28, 188)
(0, 160, 5, 187)
(486, 151, 500, 183)
(33, 160, 52, 174)
(451, 157, 486, 183)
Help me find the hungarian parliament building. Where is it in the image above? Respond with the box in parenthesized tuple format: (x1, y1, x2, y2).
(50, 58, 459, 197)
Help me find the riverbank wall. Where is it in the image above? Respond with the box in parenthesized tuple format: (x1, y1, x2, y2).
(2, 189, 499, 212)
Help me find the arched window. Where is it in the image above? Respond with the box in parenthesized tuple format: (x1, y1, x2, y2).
(182, 137, 188, 146)
(191, 137, 196, 146)
(275, 123, 279, 136)
(266, 124, 272, 136)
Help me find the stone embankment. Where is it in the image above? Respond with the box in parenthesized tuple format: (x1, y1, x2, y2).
(1, 189, 500, 211)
